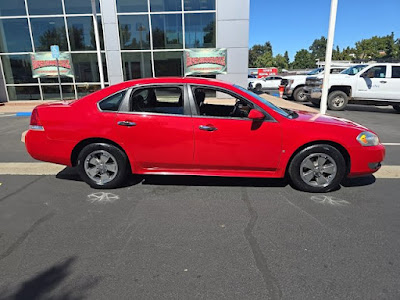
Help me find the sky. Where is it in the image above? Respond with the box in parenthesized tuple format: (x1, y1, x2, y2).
(249, 0, 400, 60)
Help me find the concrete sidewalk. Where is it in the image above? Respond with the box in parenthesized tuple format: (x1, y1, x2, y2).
(0, 94, 318, 114)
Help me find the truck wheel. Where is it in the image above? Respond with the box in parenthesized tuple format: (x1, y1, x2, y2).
(288, 144, 346, 193)
(393, 105, 400, 113)
(255, 84, 262, 93)
(293, 87, 307, 102)
(328, 91, 348, 111)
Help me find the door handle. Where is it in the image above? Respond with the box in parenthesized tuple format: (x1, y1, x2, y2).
(117, 121, 136, 127)
(380, 81, 387, 84)
(199, 125, 217, 131)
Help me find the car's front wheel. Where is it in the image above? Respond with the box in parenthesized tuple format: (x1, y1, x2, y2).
(255, 83, 262, 92)
(288, 144, 346, 193)
(77, 143, 129, 189)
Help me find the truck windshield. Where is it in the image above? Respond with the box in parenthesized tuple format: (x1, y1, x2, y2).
(234, 85, 290, 118)
(307, 68, 323, 75)
(341, 65, 368, 75)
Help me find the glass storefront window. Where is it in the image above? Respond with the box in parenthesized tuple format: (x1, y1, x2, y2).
(151, 14, 182, 49)
(67, 16, 97, 51)
(184, 0, 215, 11)
(1, 55, 38, 84)
(64, 0, 101, 14)
(0, 0, 26, 16)
(71, 53, 108, 82)
(31, 17, 68, 51)
(153, 51, 182, 77)
(0, 19, 32, 53)
(122, 52, 152, 80)
(77, 84, 101, 98)
(118, 15, 150, 50)
(150, 0, 181, 12)
(116, 0, 148, 13)
(42, 85, 75, 100)
(185, 13, 215, 48)
(7, 86, 41, 101)
(27, 0, 63, 15)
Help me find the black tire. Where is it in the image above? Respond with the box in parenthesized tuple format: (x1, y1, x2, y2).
(293, 87, 307, 102)
(393, 105, 400, 113)
(310, 99, 320, 108)
(288, 144, 346, 193)
(328, 90, 348, 111)
(255, 83, 262, 92)
(77, 143, 129, 189)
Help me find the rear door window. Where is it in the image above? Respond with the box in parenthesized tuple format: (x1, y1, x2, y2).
(392, 66, 400, 78)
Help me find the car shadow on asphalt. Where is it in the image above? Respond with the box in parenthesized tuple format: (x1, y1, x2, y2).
(302, 103, 399, 114)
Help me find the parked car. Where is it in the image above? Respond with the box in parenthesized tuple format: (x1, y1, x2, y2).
(281, 67, 348, 102)
(248, 75, 282, 92)
(304, 63, 400, 111)
(25, 77, 385, 193)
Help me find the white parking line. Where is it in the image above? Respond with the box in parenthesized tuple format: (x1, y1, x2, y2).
(0, 113, 15, 118)
(382, 143, 400, 146)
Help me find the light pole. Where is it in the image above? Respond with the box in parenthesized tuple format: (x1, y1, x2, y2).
(91, 0, 105, 88)
(320, 0, 338, 114)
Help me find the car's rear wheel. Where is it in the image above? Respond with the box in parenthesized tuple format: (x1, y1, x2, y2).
(77, 143, 128, 189)
(393, 105, 400, 113)
(293, 87, 307, 102)
(328, 91, 348, 111)
(288, 144, 346, 193)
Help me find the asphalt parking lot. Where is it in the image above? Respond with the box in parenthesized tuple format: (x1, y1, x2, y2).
(0, 106, 399, 299)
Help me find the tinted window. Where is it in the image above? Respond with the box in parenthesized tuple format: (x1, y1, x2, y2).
(192, 87, 254, 119)
(153, 52, 183, 76)
(1, 55, 37, 84)
(184, 0, 215, 10)
(30, 17, 68, 51)
(27, 0, 63, 15)
(0, 19, 32, 53)
(64, 0, 101, 14)
(0, 0, 26, 16)
(71, 53, 108, 82)
(67, 16, 104, 51)
(392, 66, 400, 79)
(363, 66, 387, 78)
(122, 52, 153, 80)
(151, 14, 182, 49)
(99, 91, 126, 111)
(185, 13, 215, 48)
(117, 0, 148, 12)
(130, 87, 183, 115)
(150, 0, 181, 11)
(118, 15, 150, 50)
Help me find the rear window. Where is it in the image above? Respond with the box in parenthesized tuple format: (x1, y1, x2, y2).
(99, 91, 126, 111)
(392, 66, 400, 78)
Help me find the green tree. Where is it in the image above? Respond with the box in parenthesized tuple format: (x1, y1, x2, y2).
(309, 36, 327, 60)
(249, 42, 273, 67)
(254, 51, 274, 68)
(274, 54, 289, 71)
(284, 51, 290, 65)
(292, 49, 315, 69)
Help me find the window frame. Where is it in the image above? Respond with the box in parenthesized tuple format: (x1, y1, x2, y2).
(187, 84, 275, 122)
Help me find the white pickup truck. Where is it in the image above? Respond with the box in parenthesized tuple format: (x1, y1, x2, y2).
(304, 63, 400, 112)
(281, 67, 347, 101)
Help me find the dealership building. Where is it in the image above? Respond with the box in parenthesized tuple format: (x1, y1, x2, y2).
(0, 0, 249, 102)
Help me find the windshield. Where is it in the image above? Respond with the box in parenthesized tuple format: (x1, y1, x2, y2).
(307, 68, 323, 75)
(234, 85, 291, 118)
(341, 65, 368, 75)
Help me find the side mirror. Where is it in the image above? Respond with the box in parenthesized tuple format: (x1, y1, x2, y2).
(248, 109, 265, 120)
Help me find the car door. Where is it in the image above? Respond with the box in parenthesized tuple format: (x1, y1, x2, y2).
(385, 65, 400, 100)
(356, 65, 390, 100)
(189, 85, 282, 174)
(115, 85, 195, 172)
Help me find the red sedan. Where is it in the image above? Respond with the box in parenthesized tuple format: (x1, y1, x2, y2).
(25, 77, 385, 192)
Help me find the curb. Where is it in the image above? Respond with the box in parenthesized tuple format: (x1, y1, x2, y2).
(16, 112, 32, 117)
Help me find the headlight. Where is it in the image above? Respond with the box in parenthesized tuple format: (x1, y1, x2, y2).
(356, 131, 379, 146)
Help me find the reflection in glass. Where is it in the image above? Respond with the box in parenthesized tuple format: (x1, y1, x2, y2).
(71, 53, 108, 82)
(77, 84, 101, 98)
(1, 55, 38, 84)
(153, 52, 182, 77)
(64, 0, 100, 14)
(31, 18, 68, 51)
(0, 19, 32, 53)
(184, 0, 215, 11)
(151, 14, 182, 49)
(119, 16, 150, 50)
(27, 0, 63, 15)
(122, 52, 152, 80)
(0, 0, 26, 16)
(116, 0, 148, 13)
(42, 85, 75, 100)
(185, 13, 215, 48)
(150, 0, 181, 12)
(67, 16, 98, 51)
(7, 86, 41, 101)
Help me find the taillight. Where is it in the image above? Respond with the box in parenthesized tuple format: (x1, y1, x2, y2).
(29, 108, 44, 131)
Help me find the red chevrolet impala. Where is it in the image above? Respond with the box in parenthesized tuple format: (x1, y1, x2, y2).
(25, 77, 385, 192)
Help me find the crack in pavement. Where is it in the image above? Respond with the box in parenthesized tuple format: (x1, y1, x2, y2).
(241, 188, 282, 300)
(0, 213, 55, 261)
(0, 176, 44, 203)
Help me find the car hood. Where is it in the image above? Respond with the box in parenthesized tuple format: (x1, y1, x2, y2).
(293, 110, 369, 131)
